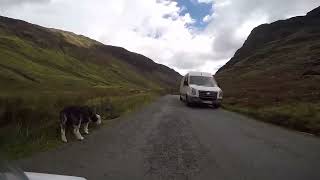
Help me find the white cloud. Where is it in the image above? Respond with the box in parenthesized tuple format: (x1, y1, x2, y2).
(197, 0, 214, 4)
(202, 15, 212, 23)
(214, 0, 231, 8)
(0, 0, 319, 75)
(0, 0, 50, 7)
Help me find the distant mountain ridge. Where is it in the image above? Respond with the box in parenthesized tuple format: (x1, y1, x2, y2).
(218, 6, 320, 73)
(0, 15, 181, 92)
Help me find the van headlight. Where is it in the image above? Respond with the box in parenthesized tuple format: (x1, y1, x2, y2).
(191, 88, 197, 96)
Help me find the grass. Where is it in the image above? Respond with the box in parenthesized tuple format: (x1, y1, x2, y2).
(223, 102, 320, 135)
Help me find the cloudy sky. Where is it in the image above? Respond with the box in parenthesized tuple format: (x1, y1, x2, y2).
(0, 0, 319, 74)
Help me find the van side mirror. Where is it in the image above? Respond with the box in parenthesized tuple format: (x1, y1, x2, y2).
(184, 81, 188, 86)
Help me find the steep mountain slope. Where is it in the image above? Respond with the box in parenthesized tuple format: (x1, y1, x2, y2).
(0, 16, 181, 94)
(216, 6, 320, 134)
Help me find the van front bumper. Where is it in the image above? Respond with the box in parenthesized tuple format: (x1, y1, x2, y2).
(188, 96, 222, 105)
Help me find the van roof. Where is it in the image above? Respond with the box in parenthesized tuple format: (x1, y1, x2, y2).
(187, 71, 212, 77)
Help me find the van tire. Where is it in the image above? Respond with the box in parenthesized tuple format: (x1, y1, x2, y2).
(213, 103, 221, 109)
(185, 95, 192, 106)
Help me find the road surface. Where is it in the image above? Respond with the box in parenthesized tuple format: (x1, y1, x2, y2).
(17, 95, 320, 180)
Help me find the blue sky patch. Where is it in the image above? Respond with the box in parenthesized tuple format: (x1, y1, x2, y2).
(175, 0, 213, 29)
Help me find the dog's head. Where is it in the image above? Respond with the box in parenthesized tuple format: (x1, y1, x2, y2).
(91, 114, 102, 125)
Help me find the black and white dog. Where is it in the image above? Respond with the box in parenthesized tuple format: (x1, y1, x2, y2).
(59, 106, 101, 142)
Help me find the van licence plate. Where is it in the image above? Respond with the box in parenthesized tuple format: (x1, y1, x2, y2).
(203, 100, 212, 104)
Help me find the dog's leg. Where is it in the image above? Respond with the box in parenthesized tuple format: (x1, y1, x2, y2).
(83, 122, 89, 134)
(73, 124, 84, 140)
(60, 113, 68, 143)
(60, 124, 68, 143)
(72, 114, 84, 140)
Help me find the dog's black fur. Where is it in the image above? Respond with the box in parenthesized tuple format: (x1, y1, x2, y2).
(60, 106, 99, 125)
(60, 106, 101, 142)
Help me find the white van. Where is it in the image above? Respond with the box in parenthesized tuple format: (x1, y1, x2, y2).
(180, 72, 223, 107)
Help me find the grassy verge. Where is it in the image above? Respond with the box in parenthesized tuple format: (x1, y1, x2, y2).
(223, 102, 320, 135)
(0, 91, 159, 160)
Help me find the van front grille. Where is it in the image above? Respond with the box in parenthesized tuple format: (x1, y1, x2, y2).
(199, 91, 217, 101)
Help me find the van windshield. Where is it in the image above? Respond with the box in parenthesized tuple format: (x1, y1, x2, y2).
(189, 76, 217, 87)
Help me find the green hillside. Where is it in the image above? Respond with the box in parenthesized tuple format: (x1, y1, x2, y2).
(0, 17, 180, 93)
(0, 16, 181, 159)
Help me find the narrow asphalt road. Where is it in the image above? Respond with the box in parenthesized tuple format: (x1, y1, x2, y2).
(17, 95, 320, 180)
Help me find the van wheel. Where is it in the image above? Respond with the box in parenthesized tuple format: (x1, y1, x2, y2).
(185, 95, 191, 106)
